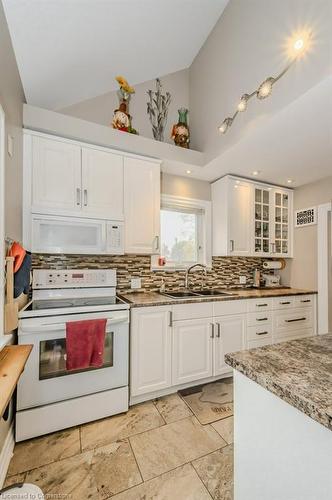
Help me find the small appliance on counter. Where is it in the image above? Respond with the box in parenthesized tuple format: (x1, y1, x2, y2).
(263, 274, 281, 288)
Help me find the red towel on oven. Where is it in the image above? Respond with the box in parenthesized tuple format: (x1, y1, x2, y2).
(66, 319, 106, 371)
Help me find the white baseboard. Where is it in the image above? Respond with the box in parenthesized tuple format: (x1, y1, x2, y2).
(0, 424, 14, 488)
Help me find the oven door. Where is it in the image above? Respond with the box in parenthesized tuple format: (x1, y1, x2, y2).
(17, 310, 129, 410)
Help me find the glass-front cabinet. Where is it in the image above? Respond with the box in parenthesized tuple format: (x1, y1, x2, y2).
(253, 185, 292, 257)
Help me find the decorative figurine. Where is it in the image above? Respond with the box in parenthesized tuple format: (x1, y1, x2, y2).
(147, 78, 171, 141)
(112, 76, 138, 134)
(171, 108, 190, 148)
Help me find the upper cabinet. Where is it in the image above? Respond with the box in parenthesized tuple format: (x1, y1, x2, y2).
(29, 135, 124, 220)
(124, 157, 160, 254)
(212, 175, 293, 258)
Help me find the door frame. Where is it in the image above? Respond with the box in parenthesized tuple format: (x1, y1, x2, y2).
(0, 105, 5, 339)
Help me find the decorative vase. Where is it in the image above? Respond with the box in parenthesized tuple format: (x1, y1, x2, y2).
(147, 79, 171, 142)
(171, 108, 190, 148)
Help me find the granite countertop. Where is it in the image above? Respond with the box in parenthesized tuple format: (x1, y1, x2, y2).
(119, 288, 317, 307)
(225, 335, 332, 431)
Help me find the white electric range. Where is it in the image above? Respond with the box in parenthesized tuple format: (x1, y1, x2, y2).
(16, 269, 129, 442)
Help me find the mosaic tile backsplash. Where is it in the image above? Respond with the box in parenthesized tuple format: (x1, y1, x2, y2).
(31, 254, 273, 292)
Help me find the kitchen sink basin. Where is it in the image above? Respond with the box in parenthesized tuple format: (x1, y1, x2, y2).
(161, 291, 199, 299)
(192, 289, 236, 296)
(161, 289, 237, 299)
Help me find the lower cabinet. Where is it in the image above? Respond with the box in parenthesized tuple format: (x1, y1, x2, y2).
(130, 306, 172, 397)
(172, 319, 213, 385)
(213, 315, 246, 376)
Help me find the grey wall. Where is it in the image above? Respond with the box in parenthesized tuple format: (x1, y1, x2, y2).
(281, 176, 332, 289)
(0, 1, 25, 240)
(61, 69, 189, 146)
(161, 173, 211, 201)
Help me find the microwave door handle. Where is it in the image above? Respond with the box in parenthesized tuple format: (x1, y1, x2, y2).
(20, 316, 128, 334)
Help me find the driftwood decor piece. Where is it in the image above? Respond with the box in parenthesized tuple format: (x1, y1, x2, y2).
(147, 78, 171, 142)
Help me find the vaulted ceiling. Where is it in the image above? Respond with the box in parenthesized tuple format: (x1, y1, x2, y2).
(3, 0, 228, 110)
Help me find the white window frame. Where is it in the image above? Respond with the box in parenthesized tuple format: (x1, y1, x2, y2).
(0, 105, 5, 342)
(152, 194, 212, 271)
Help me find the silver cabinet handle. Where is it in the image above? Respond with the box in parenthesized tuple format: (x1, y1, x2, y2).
(216, 322, 221, 338)
(280, 301, 291, 305)
(256, 317, 268, 321)
(210, 323, 215, 339)
(301, 299, 311, 303)
(256, 331, 269, 336)
(76, 188, 81, 206)
(154, 235, 160, 251)
(285, 317, 306, 323)
(256, 303, 268, 307)
(83, 189, 88, 206)
(168, 311, 173, 327)
(230, 240, 235, 252)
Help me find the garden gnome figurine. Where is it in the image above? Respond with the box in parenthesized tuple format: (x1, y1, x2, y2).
(171, 108, 190, 148)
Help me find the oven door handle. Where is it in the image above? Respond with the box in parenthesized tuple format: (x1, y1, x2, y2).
(19, 316, 128, 334)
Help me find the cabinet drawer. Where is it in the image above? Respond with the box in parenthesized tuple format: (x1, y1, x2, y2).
(273, 307, 313, 336)
(172, 302, 213, 321)
(247, 298, 272, 312)
(273, 329, 314, 344)
(293, 295, 315, 308)
(247, 337, 272, 349)
(247, 325, 272, 341)
(247, 311, 272, 326)
(272, 296, 294, 310)
(213, 299, 247, 317)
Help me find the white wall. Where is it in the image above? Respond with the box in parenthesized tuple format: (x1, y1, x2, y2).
(0, 2, 25, 240)
(61, 69, 189, 146)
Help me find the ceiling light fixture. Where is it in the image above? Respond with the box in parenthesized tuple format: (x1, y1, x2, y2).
(252, 170, 260, 176)
(186, 170, 191, 174)
(218, 31, 311, 135)
(287, 179, 293, 184)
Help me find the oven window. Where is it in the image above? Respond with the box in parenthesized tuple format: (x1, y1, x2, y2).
(39, 332, 114, 380)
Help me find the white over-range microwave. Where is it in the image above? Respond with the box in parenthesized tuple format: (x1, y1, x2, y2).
(29, 214, 124, 255)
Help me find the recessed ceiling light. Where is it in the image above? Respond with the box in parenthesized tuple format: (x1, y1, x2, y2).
(235, 180, 240, 184)
(234, 185, 239, 189)
(287, 179, 293, 184)
(252, 170, 260, 176)
(186, 170, 191, 174)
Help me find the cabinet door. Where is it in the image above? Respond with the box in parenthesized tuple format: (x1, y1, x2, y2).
(131, 306, 172, 397)
(271, 189, 292, 257)
(81, 148, 124, 220)
(253, 185, 271, 256)
(124, 157, 160, 254)
(32, 136, 82, 214)
(228, 179, 252, 256)
(214, 315, 246, 375)
(172, 319, 213, 385)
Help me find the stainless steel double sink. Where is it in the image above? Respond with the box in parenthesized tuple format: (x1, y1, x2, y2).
(160, 289, 237, 299)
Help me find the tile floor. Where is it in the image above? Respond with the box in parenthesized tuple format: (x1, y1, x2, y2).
(5, 393, 234, 499)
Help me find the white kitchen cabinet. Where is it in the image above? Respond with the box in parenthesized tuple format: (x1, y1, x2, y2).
(130, 306, 172, 397)
(172, 318, 213, 385)
(124, 156, 160, 254)
(212, 175, 293, 257)
(31, 135, 82, 214)
(213, 315, 246, 375)
(212, 176, 252, 256)
(81, 147, 123, 220)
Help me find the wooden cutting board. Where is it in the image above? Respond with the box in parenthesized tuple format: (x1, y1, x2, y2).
(4, 257, 18, 334)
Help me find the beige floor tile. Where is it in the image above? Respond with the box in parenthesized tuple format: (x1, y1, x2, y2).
(3, 473, 26, 488)
(192, 445, 234, 500)
(212, 416, 234, 444)
(182, 392, 233, 425)
(111, 464, 211, 500)
(154, 393, 193, 423)
(25, 451, 98, 500)
(130, 416, 226, 481)
(91, 439, 142, 498)
(8, 428, 81, 475)
(81, 401, 164, 451)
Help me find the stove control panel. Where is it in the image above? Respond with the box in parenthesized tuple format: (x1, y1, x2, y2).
(33, 269, 117, 289)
